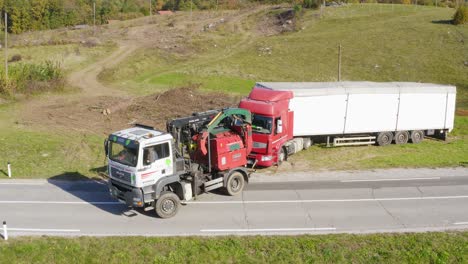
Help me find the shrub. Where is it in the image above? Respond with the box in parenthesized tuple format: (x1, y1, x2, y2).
(0, 60, 64, 96)
(453, 5, 468, 25)
(9, 54, 22, 63)
(303, 0, 322, 9)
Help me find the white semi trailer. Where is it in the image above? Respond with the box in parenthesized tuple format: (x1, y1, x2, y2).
(239, 82, 457, 166)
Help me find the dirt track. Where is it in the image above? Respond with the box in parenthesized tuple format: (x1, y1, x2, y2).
(16, 8, 272, 135)
(67, 43, 137, 97)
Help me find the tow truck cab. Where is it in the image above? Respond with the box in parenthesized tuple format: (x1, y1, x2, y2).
(106, 126, 187, 208)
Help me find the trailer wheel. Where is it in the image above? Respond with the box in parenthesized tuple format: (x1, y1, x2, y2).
(303, 138, 312, 150)
(410, 130, 424, 144)
(394, 131, 409, 144)
(225, 171, 245, 196)
(155, 191, 180, 219)
(376, 132, 393, 146)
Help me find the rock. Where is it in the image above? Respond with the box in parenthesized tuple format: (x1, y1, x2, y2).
(102, 109, 111, 115)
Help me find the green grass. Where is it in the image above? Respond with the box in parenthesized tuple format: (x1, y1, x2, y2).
(137, 72, 255, 94)
(101, 5, 468, 107)
(1, 232, 467, 263)
(0, 128, 104, 179)
(287, 116, 468, 171)
(0, 103, 103, 179)
(4, 43, 116, 73)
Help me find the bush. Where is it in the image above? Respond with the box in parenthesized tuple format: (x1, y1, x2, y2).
(303, 0, 319, 9)
(0, 61, 64, 96)
(8, 54, 22, 63)
(453, 6, 468, 25)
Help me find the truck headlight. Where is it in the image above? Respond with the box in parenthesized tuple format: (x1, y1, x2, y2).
(261, 155, 273, 161)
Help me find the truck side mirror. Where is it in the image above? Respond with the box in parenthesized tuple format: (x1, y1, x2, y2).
(104, 139, 109, 157)
(277, 119, 283, 134)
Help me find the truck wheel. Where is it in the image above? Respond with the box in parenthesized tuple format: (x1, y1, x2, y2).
(155, 191, 180, 219)
(278, 147, 286, 165)
(303, 138, 312, 150)
(225, 171, 245, 196)
(394, 131, 409, 144)
(376, 132, 393, 146)
(410, 130, 424, 144)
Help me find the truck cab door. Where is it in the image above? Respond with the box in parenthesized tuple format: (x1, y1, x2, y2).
(142, 141, 174, 182)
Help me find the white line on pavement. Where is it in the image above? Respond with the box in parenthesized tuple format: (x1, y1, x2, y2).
(0, 201, 121, 205)
(453, 222, 468, 225)
(200, 227, 336, 232)
(1, 195, 468, 206)
(340, 177, 440, 183)
(185, 195, 468, 204)
(8, 228, 80, 232)
(0, 182, 46, 185)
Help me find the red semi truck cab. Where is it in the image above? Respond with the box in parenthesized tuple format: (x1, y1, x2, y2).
(239, 85, 294, 167)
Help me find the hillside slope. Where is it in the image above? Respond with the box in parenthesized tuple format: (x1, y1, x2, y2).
(101, 5, 468, 109)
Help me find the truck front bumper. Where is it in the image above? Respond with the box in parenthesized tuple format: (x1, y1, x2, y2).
(248, 153, 275, 167)
(108, 179, 144, 208)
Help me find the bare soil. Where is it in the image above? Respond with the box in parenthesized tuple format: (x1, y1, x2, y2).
(13, 7, 262, 136)
(256, 8, 297, 36)
(19, 87, 239, 135)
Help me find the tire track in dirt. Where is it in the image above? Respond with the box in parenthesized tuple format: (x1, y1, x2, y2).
(67, 43, 138, 97)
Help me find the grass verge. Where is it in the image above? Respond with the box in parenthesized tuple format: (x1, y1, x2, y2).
(0, 232, 467, 263)
(0, 128, 104, 179)
(285, 116, 468, 171)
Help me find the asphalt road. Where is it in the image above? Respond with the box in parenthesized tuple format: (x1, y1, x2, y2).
(1, 169, 468, 237)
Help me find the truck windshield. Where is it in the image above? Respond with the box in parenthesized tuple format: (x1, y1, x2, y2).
(109, 142, 139, 167)
(252, 114, 272, 134)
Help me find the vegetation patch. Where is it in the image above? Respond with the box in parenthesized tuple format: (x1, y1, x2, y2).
(453, 5, 468, 25)
(0, 232, 467, 263)
(0, 61, 64, 97)
(0, 127, 104, 179)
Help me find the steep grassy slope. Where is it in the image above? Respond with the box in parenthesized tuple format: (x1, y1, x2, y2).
(101, 5, 468, 108)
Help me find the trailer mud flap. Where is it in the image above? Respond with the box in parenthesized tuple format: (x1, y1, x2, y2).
(204, 177, 224, 192)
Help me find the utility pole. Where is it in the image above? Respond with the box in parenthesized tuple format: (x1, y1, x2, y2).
(4, 12, 8, 82)
(190, 0, 193, 20)
(93, 1, 96, 34)
(338, 44, 342, 82)
(149, 0, 152, 16)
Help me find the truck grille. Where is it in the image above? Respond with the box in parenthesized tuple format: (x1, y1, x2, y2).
(110, 167, 131, 183)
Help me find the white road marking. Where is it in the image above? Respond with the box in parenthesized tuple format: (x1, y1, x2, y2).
(200, 227, 336, 233)
(453, 222, 468, 225)
(341, 177, 440, 183)
(0, 201, 121, 205)
(8, 228, 80, 232)
(185, 195, 468, 204)
(0, 182, 45, 185)
(0, 195, 467, 206)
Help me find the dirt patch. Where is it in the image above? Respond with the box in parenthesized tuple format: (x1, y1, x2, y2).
(19, 87, 239, 135)
(456, 109, 468, 116)
(256, 8, 297, 36)
(115, 87, 239, 131)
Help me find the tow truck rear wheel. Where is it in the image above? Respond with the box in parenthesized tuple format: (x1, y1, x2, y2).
(155, 191, 180, 219)
(225, 171, 245, 196)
